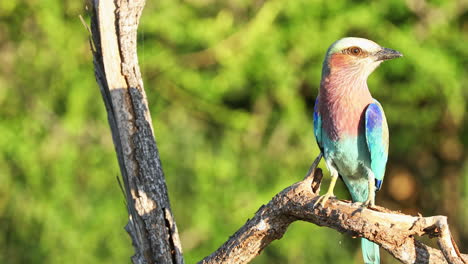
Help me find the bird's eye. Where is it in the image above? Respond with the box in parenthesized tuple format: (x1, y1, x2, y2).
(347, 46, 362, 56)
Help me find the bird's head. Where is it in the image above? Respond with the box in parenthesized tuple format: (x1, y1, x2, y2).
(322, 37, 402, 79)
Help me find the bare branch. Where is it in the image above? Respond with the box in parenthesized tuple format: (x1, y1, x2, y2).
(199, 159, 466, 264)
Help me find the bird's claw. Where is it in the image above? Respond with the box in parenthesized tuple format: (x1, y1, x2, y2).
(315, 193, 335, 207)
(362, 198, 375, 208)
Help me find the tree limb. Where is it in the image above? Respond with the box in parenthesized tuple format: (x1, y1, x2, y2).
(199, 155, 466, 264)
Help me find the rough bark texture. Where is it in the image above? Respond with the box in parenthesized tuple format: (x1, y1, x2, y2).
(199, 155, 467, 264)
(88, 1, 183, 263)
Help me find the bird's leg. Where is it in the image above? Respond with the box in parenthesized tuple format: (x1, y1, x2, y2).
(363, 170, 376, 207)
(316, 166, 338, 207)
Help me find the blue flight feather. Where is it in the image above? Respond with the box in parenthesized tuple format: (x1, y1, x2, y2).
(313, 97, 323, 152)
(364, 101, 389, 190)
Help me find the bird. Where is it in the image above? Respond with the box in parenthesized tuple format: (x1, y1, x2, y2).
(313, 37, 402, 264)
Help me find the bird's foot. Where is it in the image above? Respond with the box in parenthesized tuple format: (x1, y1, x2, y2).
(315, 192, 335, 207)
(315, 175, 338, 207)
(362, 197, 375, 207)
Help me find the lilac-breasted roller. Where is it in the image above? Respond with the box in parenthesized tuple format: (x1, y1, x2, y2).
(313, 38, 402, 264)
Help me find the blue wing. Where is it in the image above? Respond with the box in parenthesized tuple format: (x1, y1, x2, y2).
(313, 96, 323, 152)
(365, 100, 389, 191)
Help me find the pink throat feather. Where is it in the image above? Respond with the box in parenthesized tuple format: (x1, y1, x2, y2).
(319, 54, 374, 140)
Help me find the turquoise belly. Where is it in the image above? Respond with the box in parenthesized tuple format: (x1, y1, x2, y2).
(322, 133, 371, 202)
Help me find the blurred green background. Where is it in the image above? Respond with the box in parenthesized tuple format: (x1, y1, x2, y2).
(0, 0, 467, 263)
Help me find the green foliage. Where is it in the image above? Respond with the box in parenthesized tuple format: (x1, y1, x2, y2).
(0, 0, 466, 263)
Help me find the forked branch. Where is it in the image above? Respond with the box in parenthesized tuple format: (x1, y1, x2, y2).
(199, 155, 466, 264)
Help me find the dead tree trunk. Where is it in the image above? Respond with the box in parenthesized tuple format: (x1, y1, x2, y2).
(88, 1, 183, 263)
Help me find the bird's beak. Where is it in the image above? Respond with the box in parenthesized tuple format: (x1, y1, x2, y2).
(375, 47, 403, 61)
